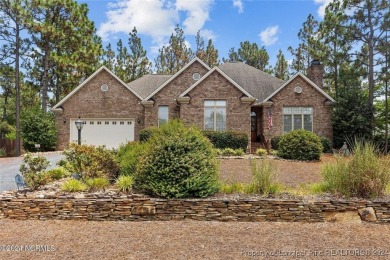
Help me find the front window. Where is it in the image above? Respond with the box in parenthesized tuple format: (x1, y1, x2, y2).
(158, 106, 169, 126)
(283, 107, 313, 133)
(204, 100, 226, 131)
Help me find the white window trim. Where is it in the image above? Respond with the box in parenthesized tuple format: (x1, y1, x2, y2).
(204, 100, 227, 131)
(283, 107, 313, 133)
(158, 105, 169, 127)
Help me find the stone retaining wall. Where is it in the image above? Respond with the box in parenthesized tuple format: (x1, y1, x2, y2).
(0, 194, 389, 223)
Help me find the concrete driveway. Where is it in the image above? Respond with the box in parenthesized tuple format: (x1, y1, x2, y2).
(0, 152, 64, 192)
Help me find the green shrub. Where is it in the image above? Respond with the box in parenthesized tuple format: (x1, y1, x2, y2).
(44, 167, 69, 181)
(20, 108, 57, 152)
(61, 179, 88, 192)
(271, 136, 281, 150)
(278, 130, 323, 161)
(321, 141, 390, 198)
(116, 175, 134, 193)
(59, 143, 119, 180)
(245, 160, 280, 195)
(85, 177, 110, 191)
(219, 148, 244, 156)
(256, 148, 267, 156)
(134, 120, 219, 198)
(202, 130, 248, 150)
(5, 131, 16, 140)
(139, 127, 158, 142)
(0, 148, 6, 157)
(117, 142, 147, 176)
(320, 136, 333, 153)
(19, 153, 50, 190)
(0, 121, 15, 139)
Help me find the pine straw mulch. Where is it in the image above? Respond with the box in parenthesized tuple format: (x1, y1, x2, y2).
(218, 154, 335, 188)
(0, 219, 390, 259)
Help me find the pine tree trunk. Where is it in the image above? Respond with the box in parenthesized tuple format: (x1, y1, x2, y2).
(41, 41, 50, 112)
(15, 18, 21, 156)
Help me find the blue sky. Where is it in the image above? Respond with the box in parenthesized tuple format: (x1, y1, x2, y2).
(78, 0, 332, 67)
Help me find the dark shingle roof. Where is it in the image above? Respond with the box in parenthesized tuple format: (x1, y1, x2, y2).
(127, 74, 172, 99)
(218, 62, 285, 102)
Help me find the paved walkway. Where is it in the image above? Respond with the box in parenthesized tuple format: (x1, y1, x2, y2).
(0, 152, 64, 192)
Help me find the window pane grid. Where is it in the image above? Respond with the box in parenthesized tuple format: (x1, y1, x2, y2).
(204, 100, 226, 131)
(283, 107, 313, 133)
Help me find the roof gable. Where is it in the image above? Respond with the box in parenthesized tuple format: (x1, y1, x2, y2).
(263, 72, 336, 103)
(144, 57, 210, 100)
(127, 74, 172, 99)
(179, 67, 254, 98)
(52, 66, 143, 110)
(218, 62, 285, 102)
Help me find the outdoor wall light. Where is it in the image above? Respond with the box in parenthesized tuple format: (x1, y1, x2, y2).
(75, 117, 84, 145)
(63, 117, 67, 124)
(137, 118, 141, 124)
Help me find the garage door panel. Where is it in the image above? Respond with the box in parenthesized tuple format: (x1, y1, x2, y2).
(70, 119, 134, 149)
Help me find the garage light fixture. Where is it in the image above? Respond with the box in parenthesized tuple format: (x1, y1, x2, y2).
(75, 117, 84, 145)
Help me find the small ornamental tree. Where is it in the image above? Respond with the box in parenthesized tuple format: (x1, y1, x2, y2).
(134, 120, 219, 198)
(21, 108, 57, 152)
(278, 130, 323, 161)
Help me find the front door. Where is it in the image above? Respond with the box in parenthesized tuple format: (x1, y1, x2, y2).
(251, 111, 257, 142)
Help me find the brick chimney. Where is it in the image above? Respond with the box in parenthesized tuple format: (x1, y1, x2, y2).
(306, 60, 324, 89)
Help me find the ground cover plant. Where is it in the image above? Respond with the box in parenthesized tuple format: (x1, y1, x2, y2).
(134, 120, 220, 198)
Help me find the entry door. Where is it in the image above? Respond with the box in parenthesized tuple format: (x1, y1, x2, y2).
(251, 112, 257, 142)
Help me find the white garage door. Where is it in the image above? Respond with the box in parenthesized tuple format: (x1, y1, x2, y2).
(70, 119, 135, 149)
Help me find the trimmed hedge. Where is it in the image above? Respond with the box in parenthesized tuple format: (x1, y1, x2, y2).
(271, 136, 281, 150)
(320, 136, 333, 153)
(278, 130, 323, 161)
(202, 130, 248, 151)
(134, 120, 219, 198)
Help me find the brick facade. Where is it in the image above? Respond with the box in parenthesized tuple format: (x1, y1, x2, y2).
(144, 61, 209, 127)
(262, 75, 333, 141)
(53, 60, 333, 150)
(54, 70, 144, 150)
(180, 70, 252, 138)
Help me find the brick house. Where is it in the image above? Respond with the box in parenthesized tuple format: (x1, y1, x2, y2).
(52, 57, 335, 151)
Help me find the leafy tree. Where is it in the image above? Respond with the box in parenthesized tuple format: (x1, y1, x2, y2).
(288, 14, 323, 74)
(21, 108, 57, 152)
(127, 27, 151, 82)
(342, 0, 389, 123)
(195, 31, 219, 67)
(333, 86, 374, 148)
(27, 0, 102, 111)
(155, 25, 194, 74)
(273, 49, 289, 80)
(319, 0, 353, 96)
(237, 41, 269, 70)
(222, 47, 240, 63)
(101, 43, 116, 72)
(115, 39, 130, 82)
(0, 0, 31, 156)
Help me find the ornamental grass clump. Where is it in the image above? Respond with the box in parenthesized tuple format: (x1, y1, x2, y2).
(61, 179, 88, 192)
(321, 141, 390, 198)
(85, 177, 110, 191)
(116, 175, 134, 193)
(134, 120, 219, 198)
(245, 160, 280, 195)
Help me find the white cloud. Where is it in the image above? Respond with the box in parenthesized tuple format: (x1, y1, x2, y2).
(176, 0, 213, 35)
(259, 25, 279, 46)
(314, 0, 333, 18)
(98, 0, 178, 41)
(200, 29, 216, 41)
(232, 0, 243, 14)
(98, 0, 214, 41)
